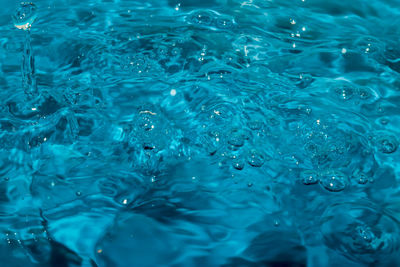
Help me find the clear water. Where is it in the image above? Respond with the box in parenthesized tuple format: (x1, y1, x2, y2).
(1, 0, 400, 266)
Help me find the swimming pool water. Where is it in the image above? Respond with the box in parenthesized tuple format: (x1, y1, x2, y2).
(1, 0, 400, 266)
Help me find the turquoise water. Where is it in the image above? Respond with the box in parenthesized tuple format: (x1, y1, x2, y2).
(1, 0, 400, 266)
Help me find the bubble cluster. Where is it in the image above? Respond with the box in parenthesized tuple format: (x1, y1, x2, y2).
(3, 1, 400, 266)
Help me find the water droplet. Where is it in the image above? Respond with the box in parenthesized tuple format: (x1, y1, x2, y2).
(247, 149, 265, 167)
(13, 2, 37, 30)
(300, 170, 319, 185)
(320, 170, 348, 192)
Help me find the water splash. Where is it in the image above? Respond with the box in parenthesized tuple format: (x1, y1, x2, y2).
(12, 2, 37, 30)
(13, 2, 38, 99)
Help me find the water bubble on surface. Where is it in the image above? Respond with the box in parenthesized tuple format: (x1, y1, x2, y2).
(379, 117, 389, 125)
(216, 17, 234, 29)
(188, 11, 214, 26)
(137, 111, 157, 132)
(232, 159, 245, 170)
(171, 47, 181, 57)
(247, 149, 265, 167)
(156, 45, 169, 59)
(333, 84, 356, 101)
(245, 112, 265, 130)
(358, 87, 373, 100)
(355, 37, 380, 55)
(297, 73, 314, 88)
(12, 2, 37, 30)
(319, 170, 348, 192)
(375, 134, 398, 154)
(202, 135, 219, 156)
(352, 225, 376, 250)
(300, 170, 319, 185)
(228, 129, 245, 148)
(247, 119, 264, 130)
(352, 170, 369, 184)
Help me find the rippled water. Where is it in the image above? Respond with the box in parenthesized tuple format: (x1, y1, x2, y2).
(1, 0, 400, 266)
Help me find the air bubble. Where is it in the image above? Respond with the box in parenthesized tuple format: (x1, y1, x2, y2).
(247, 149, 265, 167)
(300, 170, 319, 185)
(334, 84, 355, 100)
(156, 45, 168, 59)
(171, 47, 181, 57)
(232, 159, 244, 170)
(120, 54, 150, 74)
(352, 170, 369, 184)
(247, 119, 263, 130)
(353, 225, 375, 250)
(358, 87, 372, 100)
(376, 134, 398, 154)
(188, 11, 213, 26)
(246, 112, 265, 130)
(355, 37, 380, 55)
(228, 130, 244, 147)
(202, 136, 219, 156)
(12, 2, 37, 30)
(319, 170, 348, 192)
(297, 73, 314, 88)
(216, 17, 234, 29)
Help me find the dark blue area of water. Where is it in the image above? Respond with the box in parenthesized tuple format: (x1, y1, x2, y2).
(1, 0, 400, 266)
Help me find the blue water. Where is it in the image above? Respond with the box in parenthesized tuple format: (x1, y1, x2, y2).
(1, 0, 400, 266)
